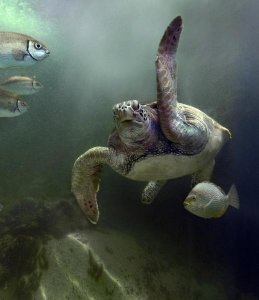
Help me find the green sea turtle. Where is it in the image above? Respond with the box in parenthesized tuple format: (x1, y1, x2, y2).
(71, 16, 231, 224)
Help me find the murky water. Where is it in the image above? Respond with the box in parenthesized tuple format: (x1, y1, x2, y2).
(0, 0, 258, 299)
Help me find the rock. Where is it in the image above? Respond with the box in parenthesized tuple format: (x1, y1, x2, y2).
(33, 228, 231, 300)
(0, 196, 239, 299)
(34, 232, 127, 300)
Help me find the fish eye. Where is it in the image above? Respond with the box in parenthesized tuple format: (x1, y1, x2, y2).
(34, 42, 42, 50)
(21, 101, 26, 106)
(190, 195, 196, 201)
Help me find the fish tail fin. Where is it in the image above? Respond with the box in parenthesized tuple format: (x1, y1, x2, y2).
(228, 184, 240, 209)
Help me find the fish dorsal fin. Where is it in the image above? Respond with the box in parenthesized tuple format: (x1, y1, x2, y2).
(202, 181, 226, 195)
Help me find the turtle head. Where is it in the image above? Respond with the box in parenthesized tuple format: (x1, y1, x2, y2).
(113, 100, 150, 145)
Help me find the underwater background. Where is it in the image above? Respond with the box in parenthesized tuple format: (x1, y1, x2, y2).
(0, 0, 258, 299)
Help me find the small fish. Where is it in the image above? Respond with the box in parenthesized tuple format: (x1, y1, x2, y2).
(183, 182, 239, 219)
(0, 76, 43, 95)
(0, 32, 50, 68)
(0, 90, 28, 117)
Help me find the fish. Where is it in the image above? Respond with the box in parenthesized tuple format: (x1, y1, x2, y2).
(0, 76, 43, 95)
(183, 182, 240, 219)
(0, 32, 50, 68)
(0, 90, 28, 117)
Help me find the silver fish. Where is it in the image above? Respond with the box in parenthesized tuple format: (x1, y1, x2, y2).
(0, 76, 43, 95)
(0, 90, 28, 117)
(0, 32, 50, 68)
(183, 182, 240, 219)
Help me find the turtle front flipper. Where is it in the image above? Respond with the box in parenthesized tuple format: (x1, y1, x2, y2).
(156, 16, 182, 131)
(157, 16, 182, 79)
(156, 17, 208, 152)
(141, 180, 167, 204)
(71, 146, 116, 224)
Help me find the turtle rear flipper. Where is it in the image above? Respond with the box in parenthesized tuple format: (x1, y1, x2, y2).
(191, 160, 215, 187)
(141, 180, 167, 204)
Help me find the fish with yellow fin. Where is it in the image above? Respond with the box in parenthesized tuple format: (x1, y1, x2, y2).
(184, 182, 239, 219)
(0, 32, 49, 68)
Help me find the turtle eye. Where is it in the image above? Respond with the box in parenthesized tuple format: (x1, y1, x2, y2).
(131, 100, 140, 111)
(34, 42, 42, 50)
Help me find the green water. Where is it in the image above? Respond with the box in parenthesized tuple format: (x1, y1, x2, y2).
(0, 0, 258, 299)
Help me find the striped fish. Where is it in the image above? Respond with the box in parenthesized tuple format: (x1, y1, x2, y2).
(183, 182, 239, 218)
